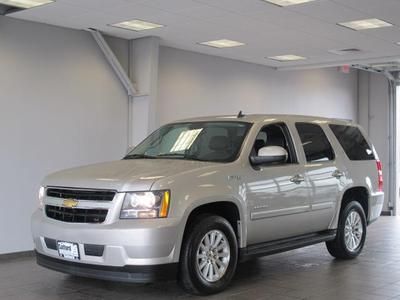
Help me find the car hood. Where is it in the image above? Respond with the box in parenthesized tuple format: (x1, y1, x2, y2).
(43, 159, 214, 192)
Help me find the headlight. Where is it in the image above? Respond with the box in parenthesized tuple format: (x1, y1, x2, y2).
(120, 190, 170, 219)
(38, 186, 45, 210)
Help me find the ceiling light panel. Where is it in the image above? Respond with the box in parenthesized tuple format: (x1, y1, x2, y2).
(0, 0, 53, 8)
(262, 0, 316, 7)
(199, 39, 245, 48)
(111, 19, 164, 31)
(338, 18, 393, 30)
(268, 55, 306, 61)
(329, 48, 362, 55)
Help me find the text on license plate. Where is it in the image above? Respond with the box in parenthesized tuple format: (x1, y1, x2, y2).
(57, 241, 80, 260)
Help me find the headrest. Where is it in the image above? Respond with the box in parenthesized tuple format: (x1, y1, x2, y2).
(254, 139, 265, 152)
(266, 134, 285, 148)
(209, 136, 230, 151)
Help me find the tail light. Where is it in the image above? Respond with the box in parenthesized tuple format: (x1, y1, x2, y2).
(376, 160, 383, 192)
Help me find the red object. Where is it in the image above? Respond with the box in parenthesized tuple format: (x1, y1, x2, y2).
(376, 160, 384, 192)
(339, 65, 351, 74)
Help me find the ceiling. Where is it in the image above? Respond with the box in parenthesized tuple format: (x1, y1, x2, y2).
(7, 0, 400, 69)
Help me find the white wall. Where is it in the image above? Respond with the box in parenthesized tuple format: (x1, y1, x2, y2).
(157, 47, 358, 126)
(0, 16, 129, 254)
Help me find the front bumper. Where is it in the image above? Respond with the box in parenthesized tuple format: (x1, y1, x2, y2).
(32, 209, 183, 280)
(36, 251, 177, 283)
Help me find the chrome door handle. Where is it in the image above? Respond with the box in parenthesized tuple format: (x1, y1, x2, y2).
(290, 174, 305, 184)
(332, 170, 344, 179)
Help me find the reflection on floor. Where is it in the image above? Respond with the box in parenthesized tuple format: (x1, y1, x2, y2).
(1, 216, 400, 300)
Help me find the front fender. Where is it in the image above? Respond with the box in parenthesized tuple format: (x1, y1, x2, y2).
(151, 162, 247, 261)
(172, 195, 246, 262)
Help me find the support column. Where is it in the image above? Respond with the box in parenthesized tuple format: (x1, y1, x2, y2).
(128, 36, 160, 146)
(358, 70, 395, 215)
(357, 70, 370, 135)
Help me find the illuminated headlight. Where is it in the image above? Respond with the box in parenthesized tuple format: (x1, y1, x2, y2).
(120, 190, 170, 219)
(38, 186, 45, 210)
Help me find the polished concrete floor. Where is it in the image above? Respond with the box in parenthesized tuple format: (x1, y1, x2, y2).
(1, 216, 400, 300)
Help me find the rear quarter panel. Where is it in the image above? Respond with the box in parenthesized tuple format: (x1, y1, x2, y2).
(324, 123, 384, 228)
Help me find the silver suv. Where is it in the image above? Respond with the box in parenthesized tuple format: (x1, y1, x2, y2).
(32, 114, 384, 295)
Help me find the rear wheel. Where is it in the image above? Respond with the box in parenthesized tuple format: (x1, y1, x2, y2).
(178, 214, 238, 295)
(326, 201, 367, 259)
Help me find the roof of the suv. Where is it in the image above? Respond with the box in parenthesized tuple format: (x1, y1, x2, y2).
(176, 114, 354, 125)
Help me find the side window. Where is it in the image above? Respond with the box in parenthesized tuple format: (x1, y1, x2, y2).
(329, 124, 375, 160)
(251, 123, 297, 164)
(295, 123, 334, 163)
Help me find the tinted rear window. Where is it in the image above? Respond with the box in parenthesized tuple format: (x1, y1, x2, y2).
(329, 124, 374, 160)
(295, 123, 335, 162)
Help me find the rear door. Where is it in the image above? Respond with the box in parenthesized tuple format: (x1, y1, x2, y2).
(295, 122, 341, 232)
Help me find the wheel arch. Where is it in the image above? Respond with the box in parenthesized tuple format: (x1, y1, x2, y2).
(340, 186, 369, 220)
(175, 199, 245, 262)
(330, 186, 370, 229)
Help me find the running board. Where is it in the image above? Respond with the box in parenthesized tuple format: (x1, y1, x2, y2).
(240, 230, 337, 261)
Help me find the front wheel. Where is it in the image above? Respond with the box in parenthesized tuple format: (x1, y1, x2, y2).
(178, 214, 238, 295)
(326, 201, 367, 259)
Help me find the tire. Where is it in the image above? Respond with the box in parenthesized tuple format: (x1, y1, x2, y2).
(326, 201, 367, 259)
(178, 214, 238, 295)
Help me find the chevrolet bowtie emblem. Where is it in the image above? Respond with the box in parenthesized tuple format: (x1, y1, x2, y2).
(63, 199, 79, 208)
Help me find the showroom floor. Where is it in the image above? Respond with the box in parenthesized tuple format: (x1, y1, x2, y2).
(1, 216, 400, 300)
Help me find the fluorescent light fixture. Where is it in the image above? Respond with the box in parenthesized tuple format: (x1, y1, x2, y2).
(111, 19, 164, 31)
(0, 0, 53, 8)
(268, 54, 307, 62)
(313, 120, 329, 124)
(338, 18, 393, 30)
(329, 48, 362, 55)
(199, 39, 245, 48)
(170, 129, 203, 152)
(262, 0, 315, 7)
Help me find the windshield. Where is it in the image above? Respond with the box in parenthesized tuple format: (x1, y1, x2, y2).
(125, 121, 251, 163)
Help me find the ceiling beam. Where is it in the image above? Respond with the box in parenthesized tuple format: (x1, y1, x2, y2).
(276, 55, 400, 71)
(87, 28, 137, 96)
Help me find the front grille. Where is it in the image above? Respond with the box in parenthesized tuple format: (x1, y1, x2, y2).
(46, 188, 116, 201)
(45, 205, 108, 223)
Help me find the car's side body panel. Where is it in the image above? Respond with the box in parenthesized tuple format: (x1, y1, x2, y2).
(245, 162, 311, 244)
(289, 122, 343, 233)
(323, 124, 384, 228)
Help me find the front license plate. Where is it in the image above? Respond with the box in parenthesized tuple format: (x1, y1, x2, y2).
(57, 241, 80, 260)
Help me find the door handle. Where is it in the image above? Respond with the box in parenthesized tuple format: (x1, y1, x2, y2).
(332, 169, 344, 179)
(290, 174, 305, 184)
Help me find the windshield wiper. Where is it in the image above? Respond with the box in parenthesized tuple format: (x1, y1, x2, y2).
(124, 154, 157, 159)
(156, 153, 208, 162)
(156, 153, 185, 158)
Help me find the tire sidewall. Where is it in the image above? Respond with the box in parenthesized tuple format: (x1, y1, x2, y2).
(338, 201, 367, 258)
(185, 216, 238, 295)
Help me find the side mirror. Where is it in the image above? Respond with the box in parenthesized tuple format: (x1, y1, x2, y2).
(250, 146, 288, 166)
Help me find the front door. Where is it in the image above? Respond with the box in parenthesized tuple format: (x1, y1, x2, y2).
(246, 123, 313, 245)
